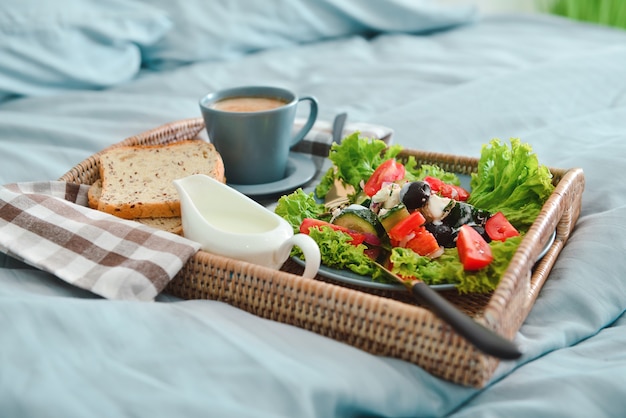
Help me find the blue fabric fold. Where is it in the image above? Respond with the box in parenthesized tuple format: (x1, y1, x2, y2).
(138, 0, 478, 70)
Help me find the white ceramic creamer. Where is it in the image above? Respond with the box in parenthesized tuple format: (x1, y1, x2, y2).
(174, 174, 320, 279)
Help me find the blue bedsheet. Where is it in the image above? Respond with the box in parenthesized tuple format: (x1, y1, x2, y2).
(1, 2, 626, 416)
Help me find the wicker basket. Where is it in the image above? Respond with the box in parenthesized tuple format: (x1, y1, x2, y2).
(59, 118, 584, 387)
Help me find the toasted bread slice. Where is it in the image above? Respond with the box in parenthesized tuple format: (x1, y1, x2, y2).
(88, 179, 183, 234)
(95, 140, 225, 219)
(135, 216, 183, 235)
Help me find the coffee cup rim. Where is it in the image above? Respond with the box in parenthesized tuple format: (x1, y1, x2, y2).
(199, 86, 297, 113)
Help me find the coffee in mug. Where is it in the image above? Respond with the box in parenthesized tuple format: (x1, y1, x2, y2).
(199, 86, 318, 185)
(211, 96, 288, 113)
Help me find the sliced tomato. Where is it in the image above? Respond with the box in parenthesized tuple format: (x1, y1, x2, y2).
(388, 211, 426, 244)
(387, 211, 441, 257)
(446, 184, 469, 201)
(405, 227, 442, 257)
(457, 224, 493, 270)
(423, 176, 469, 201)
(300, 218, 366, 246)
(423, 176, 444, 192)
(485, 212, 520, 242)
(363, 159, 406, 197)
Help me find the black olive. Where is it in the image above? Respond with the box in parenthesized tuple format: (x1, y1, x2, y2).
(473, 210, 491, 226)
(400, 181, 431, 210)
(443, 201, 491, 228)
(425, 222, 456, 248)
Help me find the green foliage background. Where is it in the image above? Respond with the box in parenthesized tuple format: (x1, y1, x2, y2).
(539, 0, 626, 29)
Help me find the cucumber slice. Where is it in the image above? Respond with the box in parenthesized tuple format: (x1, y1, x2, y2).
(352, 191, 371, 207)
(332, 206, 386, 238)
(379, 204, 410, 232)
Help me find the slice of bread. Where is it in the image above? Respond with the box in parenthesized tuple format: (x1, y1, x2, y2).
(94, 139, 225, 219)
(135, 216, 184, 235)
(88, 179, 183, 235)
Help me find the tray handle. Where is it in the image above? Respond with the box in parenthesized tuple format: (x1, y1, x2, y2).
(527, 167, 585, 305)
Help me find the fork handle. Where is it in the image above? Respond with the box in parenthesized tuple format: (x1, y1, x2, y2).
(410, 281, 522, 360)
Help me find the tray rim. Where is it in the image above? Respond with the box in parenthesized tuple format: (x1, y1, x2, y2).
(58, 117, 585, 388)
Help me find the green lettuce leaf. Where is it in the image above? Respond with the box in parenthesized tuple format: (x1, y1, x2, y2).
(389, 235, 522, 293)
(274, 188, 326, 233)
(315, 133, 403, 199)
(403, 161, 462, 185)
(468, 138, 554, 230)
(304, 227, 376, 276)
(275, 188, 375, 274)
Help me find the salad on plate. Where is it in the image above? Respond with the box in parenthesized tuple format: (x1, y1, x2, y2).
(275, 134, 555, 293)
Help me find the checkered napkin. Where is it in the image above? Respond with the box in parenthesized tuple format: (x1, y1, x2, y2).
(0, 181, 200, 301)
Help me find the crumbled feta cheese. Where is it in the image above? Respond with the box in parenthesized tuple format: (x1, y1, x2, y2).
(372, 183, 402, 208)
(423, 194, 452, 222)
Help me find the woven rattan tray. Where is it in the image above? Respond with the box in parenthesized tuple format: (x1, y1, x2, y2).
(59, 118, 584, 387)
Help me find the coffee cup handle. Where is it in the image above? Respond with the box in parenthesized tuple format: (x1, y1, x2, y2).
(290, 96, 319, 146)
(279, 233, 320, 279)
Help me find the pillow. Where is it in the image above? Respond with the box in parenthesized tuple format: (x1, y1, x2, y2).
(138, 0, 477, 70)
(0, 0, 171, 102)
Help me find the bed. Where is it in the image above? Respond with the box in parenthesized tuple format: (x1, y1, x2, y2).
(2, 1, 626, 416)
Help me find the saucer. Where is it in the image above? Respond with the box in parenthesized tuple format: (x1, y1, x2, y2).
(227, 153, 316, 197)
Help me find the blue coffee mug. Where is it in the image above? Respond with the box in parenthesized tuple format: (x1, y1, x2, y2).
(199, 86, 318, 185)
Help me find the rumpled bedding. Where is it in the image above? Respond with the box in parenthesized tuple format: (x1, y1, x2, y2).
(1, 1, 626, 417)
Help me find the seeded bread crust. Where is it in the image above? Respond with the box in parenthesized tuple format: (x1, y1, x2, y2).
(87, 179, 103, 211)
(95, 140, 225, 219)
(88, 179, 184, 235)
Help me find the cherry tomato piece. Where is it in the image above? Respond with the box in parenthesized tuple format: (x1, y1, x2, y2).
(485, 212, 520, 242)
(423, 176, 469, 201)
(423, 176, 444, 192)
(387, 211, 441, 257)
(364, 159, 406, 197)
(457, 224, 493, 270)
(388, 211, 426, 244)
(300, 218, 366, 246)
(405, 227, 442, 257)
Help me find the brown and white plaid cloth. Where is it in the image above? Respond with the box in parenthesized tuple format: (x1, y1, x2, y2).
(0, 181, 200, 301)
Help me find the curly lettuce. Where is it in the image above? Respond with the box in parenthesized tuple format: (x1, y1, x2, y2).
(468, 138, 554, 230)
(315, 132, 403, 198)
(275, 188, 378, 276)
(404, 161, 461, 185)
(305, 227, 375, 276)
(389, 236, 522, 294)
(315, 132, 460, 198)
(275, 188, 327, 234)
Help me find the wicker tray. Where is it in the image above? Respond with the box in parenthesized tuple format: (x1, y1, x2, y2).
(59, 118, 584, 388)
